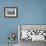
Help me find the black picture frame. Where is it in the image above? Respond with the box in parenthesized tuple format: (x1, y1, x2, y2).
(4, 7, 18, 18)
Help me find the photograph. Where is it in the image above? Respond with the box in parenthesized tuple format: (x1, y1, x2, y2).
(18, 25, 46, 41)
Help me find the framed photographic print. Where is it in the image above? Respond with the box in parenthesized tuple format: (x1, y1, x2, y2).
(18, 24, 46, 42)
(4, 7, 18, 18)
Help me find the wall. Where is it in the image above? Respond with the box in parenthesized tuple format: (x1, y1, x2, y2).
(0, 0, 46, 44)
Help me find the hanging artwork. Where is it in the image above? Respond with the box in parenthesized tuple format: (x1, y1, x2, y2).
(18, 25, 46, 41)
(4, 7, 18, 18)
